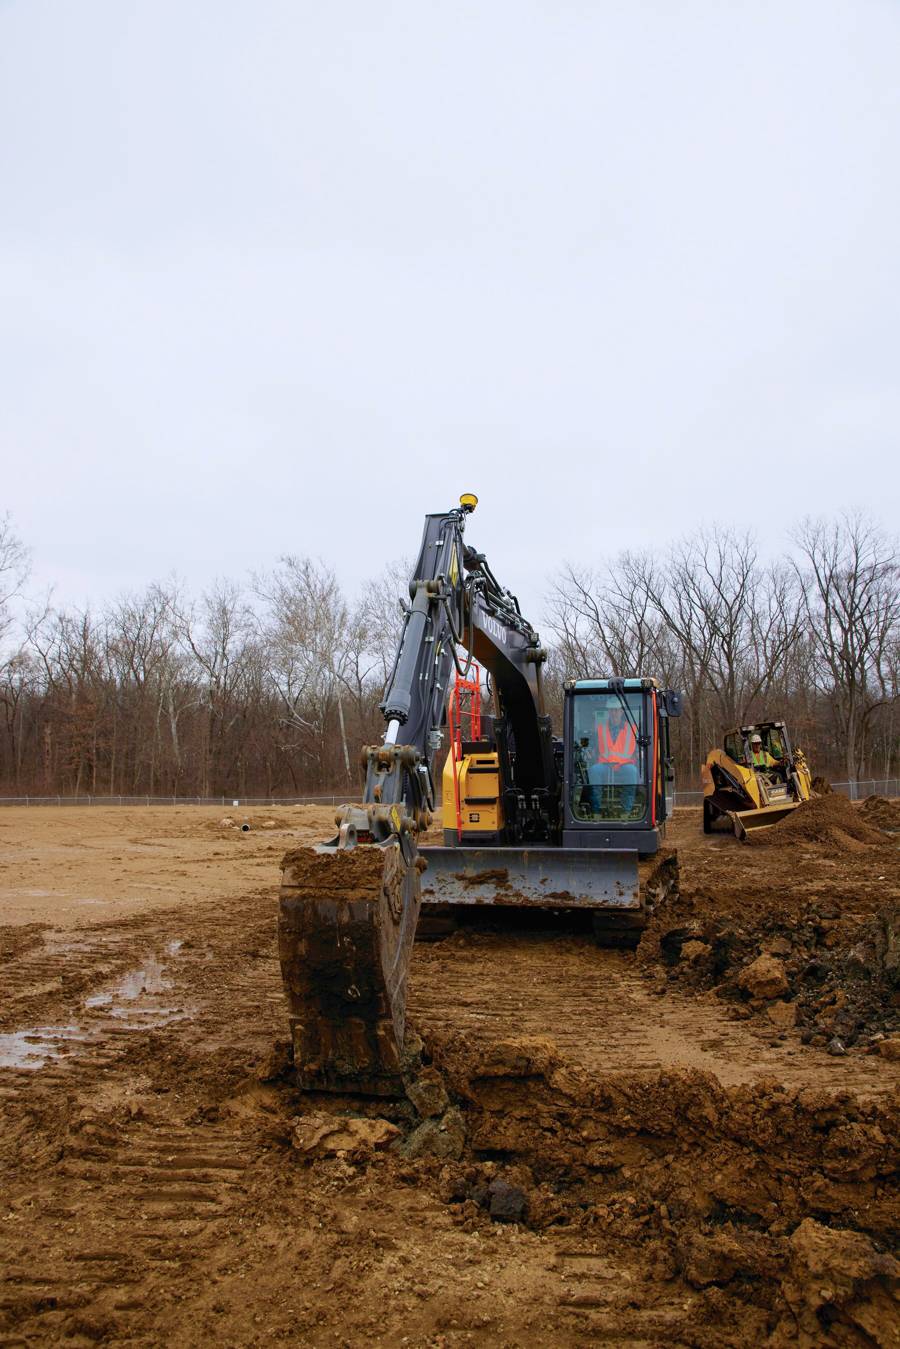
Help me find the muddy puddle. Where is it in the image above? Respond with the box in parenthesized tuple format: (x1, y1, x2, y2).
(0, 944, 190, 1071)
(0, 1025, 86, 1070)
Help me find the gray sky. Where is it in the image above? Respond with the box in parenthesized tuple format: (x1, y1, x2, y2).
(2, 0, 898, 627)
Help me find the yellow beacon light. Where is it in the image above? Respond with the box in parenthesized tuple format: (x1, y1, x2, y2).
(459, 493, 478, 513)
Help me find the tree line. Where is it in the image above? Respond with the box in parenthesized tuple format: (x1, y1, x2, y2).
(0, 512, 897, 796)
(546, 514, 899, 785)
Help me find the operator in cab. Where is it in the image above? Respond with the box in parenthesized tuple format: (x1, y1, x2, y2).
(748, 733, 775, 769)
(589, 701, 639, 812)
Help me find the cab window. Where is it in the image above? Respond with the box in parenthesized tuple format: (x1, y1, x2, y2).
(724, 732, 743, 763)
(570, 691, 647, 824)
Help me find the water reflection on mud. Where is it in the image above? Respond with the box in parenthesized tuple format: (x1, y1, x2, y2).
(1, 942, 189, 1072)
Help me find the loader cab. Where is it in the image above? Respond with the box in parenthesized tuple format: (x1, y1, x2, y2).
(726, 721, 794, 771)
(562, 678, 681, 856)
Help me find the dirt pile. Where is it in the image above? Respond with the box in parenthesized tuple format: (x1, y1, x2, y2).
(749, 793, 890, 853)
(862, 796, 900, 831)
(642, 806, 900, 1051)
(371, 1032, 900, 1345)
(649, 901, 900, 1051)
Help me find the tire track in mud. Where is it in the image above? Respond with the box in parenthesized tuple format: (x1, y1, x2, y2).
(0, 884, 280, 1032)
(0, 888, 282, 1344)
(548, 1237, 692, 1343)
(1, 1109, 259, 1343)
(409, 931, 895, 1098)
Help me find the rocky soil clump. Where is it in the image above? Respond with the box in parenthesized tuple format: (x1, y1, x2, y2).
(651, 901, 900, 1051)
(642, 799, 900, 1051)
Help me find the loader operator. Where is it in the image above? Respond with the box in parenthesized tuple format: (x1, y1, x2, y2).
(589, 702, 639, 814)
(749, 733, 776, 770)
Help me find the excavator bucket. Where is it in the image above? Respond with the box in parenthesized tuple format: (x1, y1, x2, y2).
(278, 841, 422, 1096)
(419, 845, 641, 913)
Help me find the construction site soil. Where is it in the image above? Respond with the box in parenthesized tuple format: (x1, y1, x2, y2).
(0, 802, 897, 1346)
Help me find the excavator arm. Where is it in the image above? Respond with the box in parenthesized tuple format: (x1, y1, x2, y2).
(278, 496, 556, 1094)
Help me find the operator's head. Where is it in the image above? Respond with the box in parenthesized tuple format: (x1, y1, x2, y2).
(750, 734, 762, 749)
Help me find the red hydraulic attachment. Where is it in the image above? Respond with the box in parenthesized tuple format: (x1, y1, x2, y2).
(447, 667, 483, 842)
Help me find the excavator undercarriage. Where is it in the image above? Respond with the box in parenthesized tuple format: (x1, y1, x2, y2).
(277, 835, 679, 1095)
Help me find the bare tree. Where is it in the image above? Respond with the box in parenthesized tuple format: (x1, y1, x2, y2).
(0, 513, 30, 652)
(175, 581, 258, 796)
(355, 558, 411, 687)
(254, 558, 357, 786)
(794, 513, 900, 780)
(548, 555, 679, 692)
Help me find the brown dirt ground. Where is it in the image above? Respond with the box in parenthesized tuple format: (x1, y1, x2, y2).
(0, 803, 898, 1347)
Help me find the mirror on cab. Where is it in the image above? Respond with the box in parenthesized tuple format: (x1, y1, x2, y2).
(663, 690, 683, 717)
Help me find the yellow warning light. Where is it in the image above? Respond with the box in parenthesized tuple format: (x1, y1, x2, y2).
(459, 493, 478, 513)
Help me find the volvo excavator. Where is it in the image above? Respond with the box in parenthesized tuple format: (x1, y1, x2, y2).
(278, 496, 683, 1096)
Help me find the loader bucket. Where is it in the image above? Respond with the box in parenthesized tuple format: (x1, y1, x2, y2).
(419, 845, 641, 913)
(729, 801, 801, 841)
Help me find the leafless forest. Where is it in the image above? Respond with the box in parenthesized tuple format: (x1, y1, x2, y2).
(0, 512, 896, 796)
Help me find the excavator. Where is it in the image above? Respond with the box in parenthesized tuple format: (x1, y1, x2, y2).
(278, 496, 683, 1095)
(701, 720, 814, 840)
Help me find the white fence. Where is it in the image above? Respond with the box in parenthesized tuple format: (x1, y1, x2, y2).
(0, 794, 346, 808)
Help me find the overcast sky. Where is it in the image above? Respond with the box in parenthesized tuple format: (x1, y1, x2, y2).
(1, 0, 898, 628)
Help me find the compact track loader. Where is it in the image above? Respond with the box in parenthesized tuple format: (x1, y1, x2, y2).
(701, 720, 814, 840)
(278, 496, 683, 1095)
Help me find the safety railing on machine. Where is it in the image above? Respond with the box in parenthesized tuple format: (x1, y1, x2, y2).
(446, 667, 483, 842)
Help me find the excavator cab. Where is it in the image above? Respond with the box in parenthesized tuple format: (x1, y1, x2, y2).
(564, 679, 679, 854)
(425, 677, 680, 923)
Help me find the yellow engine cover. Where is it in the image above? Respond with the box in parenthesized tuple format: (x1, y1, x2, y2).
(702, 748, 762, 808)
(442, 750, 503, 838)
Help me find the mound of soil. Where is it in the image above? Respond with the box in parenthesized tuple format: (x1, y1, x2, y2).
(861, 796, 900, 831)
(650, 901, 900, 1049)
(392, 1034, 900, 1345)
(749, 794, 889, 853)
(641, 811, 900, 1050)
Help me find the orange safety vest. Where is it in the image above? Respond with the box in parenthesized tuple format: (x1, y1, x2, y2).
(597, 721, 637, 767)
